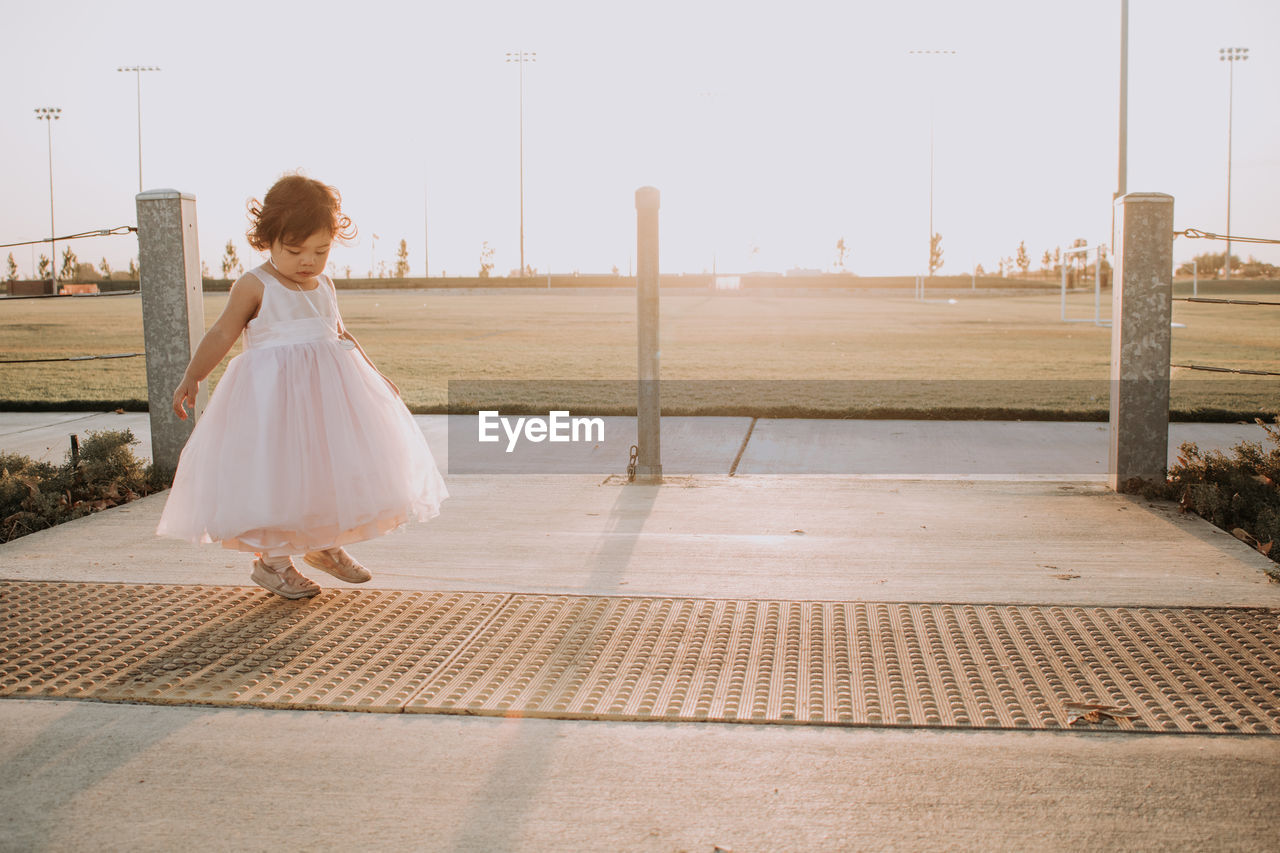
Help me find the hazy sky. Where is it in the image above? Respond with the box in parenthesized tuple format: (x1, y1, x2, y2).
(2, 0, 1277, 279)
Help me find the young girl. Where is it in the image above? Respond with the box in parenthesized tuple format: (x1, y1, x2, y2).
(156, 174, 447, 599)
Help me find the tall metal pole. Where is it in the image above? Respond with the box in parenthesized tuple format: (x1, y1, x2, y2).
(34, 108, 61, 292)
(908, 49, 955, 278)
(635, 187, 662, 483)
(1117, 0, 1128, 199)
(506, 51, 536, 277)
(1219, 47, 1248, 281)
(118, 66, 160, 193)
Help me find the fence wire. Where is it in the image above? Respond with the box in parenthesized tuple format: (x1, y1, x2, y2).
(1174, 296, 1280, 307)
(0, 352, 144, 365)
(1174, 227, 1280, 245)
(1172, 363, 1280, 377)
(2, 289, 139, 301)
(0, 226, 137, 250)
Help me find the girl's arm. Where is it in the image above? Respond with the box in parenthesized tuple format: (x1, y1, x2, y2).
(171, 274, 264, 419)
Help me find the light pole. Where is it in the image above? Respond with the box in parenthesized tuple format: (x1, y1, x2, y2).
(506, 50, 536, 277)
(117, 66, 160, 193)
(908, 49, 956, 279)
(1219, 46, 1248, 280)
(33, 107, 61, 292)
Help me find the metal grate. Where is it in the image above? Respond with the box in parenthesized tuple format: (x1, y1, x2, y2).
(3, 582, 1278, 733)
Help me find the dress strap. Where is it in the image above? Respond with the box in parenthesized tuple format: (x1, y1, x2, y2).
(247, 265, 274, 287)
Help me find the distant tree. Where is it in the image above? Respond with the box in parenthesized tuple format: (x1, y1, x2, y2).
(1015, 241, 1030, 276)
(478, 241, 495, 278)
(73, 262, 98, 281)
(5, 253, 17, 282)
(611, 265, 620, 276)
(834, 237, 849, 271)
(343, 265, 352, 279)
(37, 255, 51, 279)
(928, 233, 944, 276)
(98, 257, 111, 281)
(58, 247, 77, 282)
(1176, 251, 1243, 277)
(128, 258, 139, 279)
(221, 240, 242, 280)
(377, 260, 388, 278)
(395, 239, 410, 278)
(201, 260, 211, 279)
(1040, 249, 1052, 273)
(1053, 247, 1061, 268)
(974, 263, 986, 276)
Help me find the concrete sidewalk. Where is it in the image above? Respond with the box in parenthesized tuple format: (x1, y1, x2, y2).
(1, 410, 1271, 477)
(2, 413, 1279, 851)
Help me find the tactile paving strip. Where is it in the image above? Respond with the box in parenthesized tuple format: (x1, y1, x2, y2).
(0, 582, 506, 711)
(2, 582, 1279, 733)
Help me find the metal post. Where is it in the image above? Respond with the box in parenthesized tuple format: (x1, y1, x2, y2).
(1108, 192, 1174, 492)
(1094, 245, 1102, 325)
(635, 186, 662, 482)
(506, 50, 536, 277)
(1220, 47, 1249, 281)
(1226, 55, 1233, 281)
(1117, 0, 1128, 199)
(137, 190, 206, 480)
(46, 119, 56, 293)
(118, 66, 160, 194)
(34, 107, 60, 294)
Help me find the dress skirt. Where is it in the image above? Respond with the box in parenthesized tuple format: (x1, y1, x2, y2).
(156, 337, 447, 557)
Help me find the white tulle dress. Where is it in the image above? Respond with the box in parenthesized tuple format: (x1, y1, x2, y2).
(156, 264, 447, 557)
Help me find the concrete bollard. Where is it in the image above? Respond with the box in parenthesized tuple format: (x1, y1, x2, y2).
(137, 190, 206, 481)
(1108, 192, 1174, 492)
(635, 186, 662, 482)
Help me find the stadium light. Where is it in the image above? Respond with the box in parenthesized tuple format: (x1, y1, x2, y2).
(506, 50, 536, 276)
(118, 66, 161, 193)
(33, 107, 61, 291)
(908, 49, 956, 279)
(1219, 47, 1248, 280)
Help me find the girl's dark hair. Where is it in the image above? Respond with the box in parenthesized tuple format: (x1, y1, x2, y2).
(246, 174, 357, 250)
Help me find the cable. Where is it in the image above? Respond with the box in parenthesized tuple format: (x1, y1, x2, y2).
(1172, 363, 1280, 377)
(1175, 297, 1280, 307)
(0, 226, 137, 250)
(0, 352, 143, 365)
(1173, 228, 1280, 245)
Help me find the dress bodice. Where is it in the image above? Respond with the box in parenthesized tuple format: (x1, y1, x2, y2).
(243, 264, 341, 349)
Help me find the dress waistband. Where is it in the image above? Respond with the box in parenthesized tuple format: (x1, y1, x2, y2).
(243, 316, 336, 349)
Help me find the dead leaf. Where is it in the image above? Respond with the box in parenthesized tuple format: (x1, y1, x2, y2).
(1064, 701, 1137, 726)
(1258, 541, 1273, 557)
(114, 408, 125, 414)
(1232, 528, 1256, 545)
(791, 529, 805, 535)
(1052, 573, 1081, 581)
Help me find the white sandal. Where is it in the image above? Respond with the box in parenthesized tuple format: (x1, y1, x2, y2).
(251, 559, 321, 599)
(303, 547, 372, 583)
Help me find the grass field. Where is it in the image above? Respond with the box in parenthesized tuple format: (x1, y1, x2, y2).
(1, 282, 1276, 419)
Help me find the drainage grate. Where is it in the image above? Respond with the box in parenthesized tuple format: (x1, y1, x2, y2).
(2, 582, 1278, 733)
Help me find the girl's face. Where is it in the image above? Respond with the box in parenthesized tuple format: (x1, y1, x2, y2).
(270, 231, 331, 286)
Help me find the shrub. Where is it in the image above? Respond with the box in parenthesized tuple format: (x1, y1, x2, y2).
(1152, 418, 1280, 562)
(0, 429, 163, 543)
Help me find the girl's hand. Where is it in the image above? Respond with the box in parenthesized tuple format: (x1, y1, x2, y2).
(172, 377, 200, 420)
